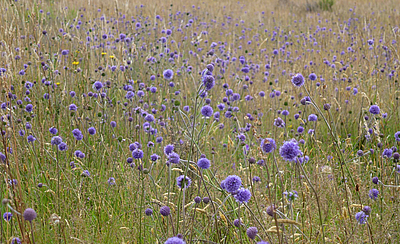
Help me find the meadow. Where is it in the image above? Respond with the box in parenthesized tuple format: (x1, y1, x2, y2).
(0, 0, 400, 243)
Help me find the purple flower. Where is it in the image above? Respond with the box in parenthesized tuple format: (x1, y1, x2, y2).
(23, 208, 37, 221)
(160, 206, 170, 216)
(308, 114, 318, 121)
(3, 212, 12, 221)
(145, 208, 153, 216)
(51, 136, 63, 146)
(164, 144, 174, 155)
(201, 105, 213, 117)
(369, 188, 379, 200)
(88, 127, 96, 135)
(223, 175, 242, 193)
(72, 129, 83, 140)
(382, 148, 393, 158)
(176, 175, 192, 189)
(49, 127, 58, 135)
(164, 237, 185, 244)
(202, 75, 215, 90)
(69, 103, 77, 111)
(27, 135, 36, 143)
(197, 157, 211, 169)
(369, 105, 380, 115)
(58, 142, 68, 151)
(234, 188, 251, 203)
(283, 190, 298, 201)
(274, 117, 285, 128)
(291, 73, 305, 87)
(394, 131, 400, 142)
(163, 69, 174, 80)
(261, 138, 276, 153)
(246, 227, 258, 240)
(132, 149, 144, 159)
(362, 206, 372, 215)
(355, 211, 368, 224)
(279, 140, 301, 161)
(167, 152, 180, 164)
(92, 81, 103, 91)
(25, 104, 33, 113)
(309, 73, 317, 81)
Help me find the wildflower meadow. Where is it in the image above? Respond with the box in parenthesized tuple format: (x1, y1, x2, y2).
(0, 0, 400, 243)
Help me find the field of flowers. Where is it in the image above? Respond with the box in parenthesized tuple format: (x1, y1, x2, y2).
(0, 0, 400, 243)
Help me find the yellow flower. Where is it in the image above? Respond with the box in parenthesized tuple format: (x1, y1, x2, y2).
(101, 52, 107, 56)
(72, 61, 79, 65)
(109, 55, 115, 59)
(133, 80, 137, 84)
(56, 82, 61, 86)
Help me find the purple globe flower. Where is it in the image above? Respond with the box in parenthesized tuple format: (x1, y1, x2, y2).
(197, 157, 211, 169)
(23, 208, 37, 221)
(308, 114, 318, 121)
(362, 206, 372, 215)
(246, 226, 258, 240)
(160, 206, 171, 216)
(261, 138, 276, 153)
(69, 103, 77, 111)
(11, 238, 21, 244)
(382, 148, 393, 158)
(369, 105, 380, 115)
(164, 237, 185, 244)
(168, 152, 180, 164)
(201, 105, 213, 117)
(49, 127, 58, 135)
(291, 73, 305, 87)
(72, 129, 83, 140)
(88, 127, 96, 135)
(274, 117, 285, 128)
(309, 73, 317, 81)
(234, 188, 251, 203)
(51, 136, 63, 146)
(163, 69, 174, 80)
(145, 208, 153, 216)
(394, 131, 400, 142)
(176, 175, 192, 189)
(58, 142, 68, 151)
(202, 75, 215, 90)
(3, 212, 12, 221)
(279, 140, 301, 161)
(369, 188, 379, 200)
(223, 175, 242, 193)
(164, 144, 175, 155)
(132, 149, 144, 159)
(355, 211, 368, 224)
(93, 81, 103, 91)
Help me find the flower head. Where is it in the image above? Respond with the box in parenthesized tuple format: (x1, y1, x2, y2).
(201, 105, 213, 117)
(163, 69, 174, 80)
(164, 237, 185, 244)
(369, 188, 379, 200)
(369, 105, 380, 115)
(355, 211, 368, 224)
(23, 208, 37, 221)
(261, 138, 276, 154)
(234, 188, 251, 203)
(291, 73, 305, 87)
(176, 175, 192, 189)
(246, 227, 258, 240)
(223, 175, 242, 193)
(197, 157, 211, 169)
(279, 140, 301, 162)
